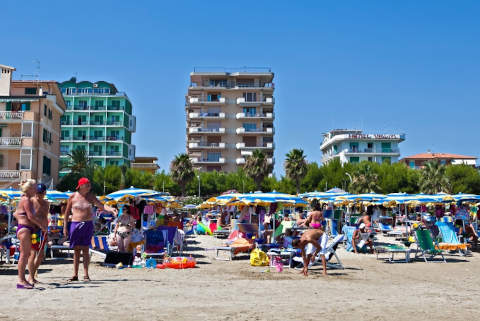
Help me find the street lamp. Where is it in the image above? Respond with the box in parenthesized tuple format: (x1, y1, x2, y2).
(197, 175, 201, 199)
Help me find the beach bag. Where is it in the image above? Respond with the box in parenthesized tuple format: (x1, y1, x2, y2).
(250, 248, 269, 266)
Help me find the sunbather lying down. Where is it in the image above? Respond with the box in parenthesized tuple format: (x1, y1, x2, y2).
(292, 229, 328, 276)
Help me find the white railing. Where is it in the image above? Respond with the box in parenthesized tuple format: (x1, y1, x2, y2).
(236, 127, 274, 134)
(235, 142, 274, 149)
(189, 112, 225, 119)
(0, 111, 24, 120)
(237, 97, 274, 104)
(189, 142, 226, 149)
(236, 158, 246, 165)
(235, 112, 274, 119)
(0, 137, 22, 146)
(0, 170, 21, 179)
(189, 127, 225, 134)
(189, 97, 226, 104)
(191, 157, 225, 164)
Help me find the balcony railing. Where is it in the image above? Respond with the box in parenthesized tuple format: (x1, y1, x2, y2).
(107, 105, 123, 111)
(106, 136, 123, 141)
(90, 121, 105, 125)
(60, 120, 72, 125)
(60, 150, 70, 156)
(73, 105, 89, 110)
(189, 127, 225, 134)
(89, 151, 105, 156)
(0, 137, 22, 147)
(0, 170, 21, 180)
(191, 157, 225, 164)
(345, 148, 400, 154)
(189, 112, 226, 119)
(236, 157, 273, 165)
(189, 142, 226, 149)
(106, 121, 123, 126)
(236, 127, 274, 134)
(235, 112, 274, 119)
(236, 142, 274, 149)
(89, 136, 106, 141)
(236, 97, 274, 104)
(73, 120, 89, 125)
(106, 151, 122, 156)
(91, 106, 106, 111)
(0, 111, 24, 121)
(188, 97, 226, 104)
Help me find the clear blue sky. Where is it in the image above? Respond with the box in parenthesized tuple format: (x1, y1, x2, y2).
(3, 1, 479, 174)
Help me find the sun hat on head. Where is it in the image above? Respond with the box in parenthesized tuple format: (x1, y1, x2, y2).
(76, 177, 90, 190)
(36, 183, 47, 193)
(359, 223, 366, 229)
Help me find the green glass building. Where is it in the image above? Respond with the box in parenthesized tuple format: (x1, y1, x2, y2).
(58, 78, 136, 176)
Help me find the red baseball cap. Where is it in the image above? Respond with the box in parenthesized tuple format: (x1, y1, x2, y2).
(76, 177, 90, 190)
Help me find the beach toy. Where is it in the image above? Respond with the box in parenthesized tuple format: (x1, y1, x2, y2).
(131, 265, 143, 268)
(12, 226, 17, 232)
(412, 223, 419, 229)
(198, 222, 212, 235)
(163, 256, 196, 269)
(116, 262, 124, 269)
(408, 236, 415, 243)
(156, 264, 165, 269)
(145, 258, 157, 269)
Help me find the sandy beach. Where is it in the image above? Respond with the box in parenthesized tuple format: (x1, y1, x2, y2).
(1, 234, 479, 321)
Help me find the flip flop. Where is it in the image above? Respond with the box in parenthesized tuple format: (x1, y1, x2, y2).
(17, 283, 33, 289)
(67, 276, 79, 282)
(83, 276, 91, 282)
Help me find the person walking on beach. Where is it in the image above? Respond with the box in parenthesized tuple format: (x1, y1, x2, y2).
(27, 183, 50, 284)
(14, 180, 47, 289)
(292, 229, 327, 276)
(63, 178, 117, 282)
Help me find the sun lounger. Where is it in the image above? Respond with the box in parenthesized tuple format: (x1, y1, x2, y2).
(378, 222, 394, 234)
(292, 234, 345, 270)
(215, 237, 254, 261)
(414, 229, 446, 263)
(375, 244, 410, 263)
(435, 222, 469, 255)
(89, 235, 112, 259)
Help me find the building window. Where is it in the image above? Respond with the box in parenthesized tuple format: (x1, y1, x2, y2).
(42, 156, 51, 176)
(0, 154, 3, 167)
(382, 157, 391, 164)
(44, 104, 47, 116)
(66, 100, 71, 107)
(95, 100, 104, 108)
(207, 152, 221, 162)
(368, 157, 373, 162)
(243, 123, 257, 132)
(440, 159, 446, 165)
(409, 160, 415, 168)
(21, 103, 30, 111)
(349, 157, 360, 163)
(111, 100, 120, 108)
(25, 88, 37, 95)
(243, 92, 257, 102)
(349, 142, 359, 152)
(48, 109, 52, 120)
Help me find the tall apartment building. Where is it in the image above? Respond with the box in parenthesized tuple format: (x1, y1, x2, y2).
(0, 64, 66, 188)
(321, 129, 405, 165)
(185, 68, 275, 172)
(58, 78, 136, 176)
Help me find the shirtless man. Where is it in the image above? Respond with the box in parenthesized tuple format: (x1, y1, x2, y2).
(304, 199, 324, 229)
(292, 229, 328, 276)
(27, 183, 50, 284)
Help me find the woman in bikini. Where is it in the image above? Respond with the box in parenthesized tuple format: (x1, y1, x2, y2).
(63, 177, 117, 282)
(304, 199, 324, 230)
(14, 179, 47, 289)
(113, 206, 136, 252)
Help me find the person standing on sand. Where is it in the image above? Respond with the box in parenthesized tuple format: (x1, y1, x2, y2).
(63, 178, 117, 282)
(292, 229, 327, 276)
(27, 183, 50, 284)
(14, 179, 47, 289)
(303, 199, 324, 230)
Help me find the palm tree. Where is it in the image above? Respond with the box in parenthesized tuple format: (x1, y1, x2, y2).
(420, 161, 450, 194)
(63, 149, 91, 174)
(350, 163, 380, 194)
(170, 153, 195, 196)
(284, 149, 308, 194)
(243, 150, 273, 191)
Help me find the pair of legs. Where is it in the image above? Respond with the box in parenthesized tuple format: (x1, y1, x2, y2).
(302, 252, 327, 276)
(27, 247, 44, 284)
(17, 228, 33, 289)
(71, 246, 90, 281)
(116, 232, 131, 252)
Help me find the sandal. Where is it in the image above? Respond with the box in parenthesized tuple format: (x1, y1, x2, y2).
(68, 276, 79, 282)
(17, 283, 34, 289)
(83, 276, 91, 282)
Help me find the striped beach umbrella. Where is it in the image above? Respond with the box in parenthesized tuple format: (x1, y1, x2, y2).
(0, 187, 22, 199)
(106, 186, 162, 201)
(237, 191, 308, 207)
(46, 190, 70, 201)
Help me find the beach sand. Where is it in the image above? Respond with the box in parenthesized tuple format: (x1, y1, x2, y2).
(1, 234, 479, 321)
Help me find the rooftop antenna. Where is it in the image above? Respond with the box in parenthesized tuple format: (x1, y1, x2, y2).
(20, 59, 40, 81)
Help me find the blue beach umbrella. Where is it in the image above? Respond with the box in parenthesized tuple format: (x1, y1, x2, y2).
(106, 186, 162, 201)
(45, 190, 70, 201)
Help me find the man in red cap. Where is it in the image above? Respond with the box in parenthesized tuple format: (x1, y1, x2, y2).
(63, 177, 117, 282)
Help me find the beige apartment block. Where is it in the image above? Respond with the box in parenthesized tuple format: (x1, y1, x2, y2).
(185, 68, 275, 172)
(0, 64, 66, 188)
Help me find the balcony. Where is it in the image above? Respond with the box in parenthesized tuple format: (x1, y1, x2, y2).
(0, 111, 24, 122)
(345, 148, 400, 155)
(73, 105, 89, 111)
(236, 157, 273, 165)
(188, 97, 226, 105)
(106, 121, 123, 126)
(191, 157, 225, 164)
(89, 136, 106, 141)
(106, 136, 123, 141)
(0, 137, 22, 148)
(189, 127, 225, 134)
(60, 150, 70, 156)
(236, 97, 274, 105)
(236, 127, 274, 135)
(235, 142, 274, 150)
(89, 151, 105, 157)
(90, 106, 106, 111)
(90, 121, 105, 126)
(0, 170, 21, 181)
(189, 142, 226, 149)
(235, 112, 274, 120)
(60, 120, 72, 125)
(189, 112, 226, 119)
(107, 105, 123, 111)
(73, 120, 89, 126)
(106, 151, 122, 157)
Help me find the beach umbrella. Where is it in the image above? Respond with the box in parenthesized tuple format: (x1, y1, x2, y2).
(0, 187, 22, 199)
(45, 190, 70, 202)
(183, 204, 198, 210)
(299, 189, 349, 201)
(452, 193, 480, 202)
(106, 186, 162, 201)
(237, 191, 308, 206)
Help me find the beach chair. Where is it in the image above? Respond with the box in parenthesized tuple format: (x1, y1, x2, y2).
(292, 234, 345, 270)
(378, 222, 394, 235)
(414, 228, 446, 263)
(375, 244, 411, 263)
(143, 228, 169, 257)
(89, 235, 112, 259)
(435, 222, 469, 255)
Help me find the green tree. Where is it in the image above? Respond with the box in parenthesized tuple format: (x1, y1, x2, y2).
(153, 171, 180, 195)
(300, 162, 324, 193)
(170, 154, 195, 196)
(318, 158, 349, 191)
(93, 165, 122, 194)
(419, 161, 450, 194)
(446, 165, 480, 194)
(350, 162, 380, 194)
(284, 149, 308, 194)
(62, 149, 90, 173)
(243, 150, 273, 191)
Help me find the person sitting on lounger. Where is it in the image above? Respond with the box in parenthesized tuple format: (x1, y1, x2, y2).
(292, 229, 327, 276)
(352, 223, 374, 254)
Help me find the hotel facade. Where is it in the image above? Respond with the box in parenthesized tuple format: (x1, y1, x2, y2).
(185, 68, 275, 172)
(0, 64, 66, 188)
(58, 79, 136, 176)
(321, 129, 405, 165)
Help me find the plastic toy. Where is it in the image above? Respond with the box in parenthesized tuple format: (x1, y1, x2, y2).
(145, 258, 157, 269)
(156, 264, 165, 269)
(197, 222, 212, 235)
(163, 256, 196, 269)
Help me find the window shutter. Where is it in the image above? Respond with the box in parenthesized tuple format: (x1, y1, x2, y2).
(6, 102, 11, 111)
